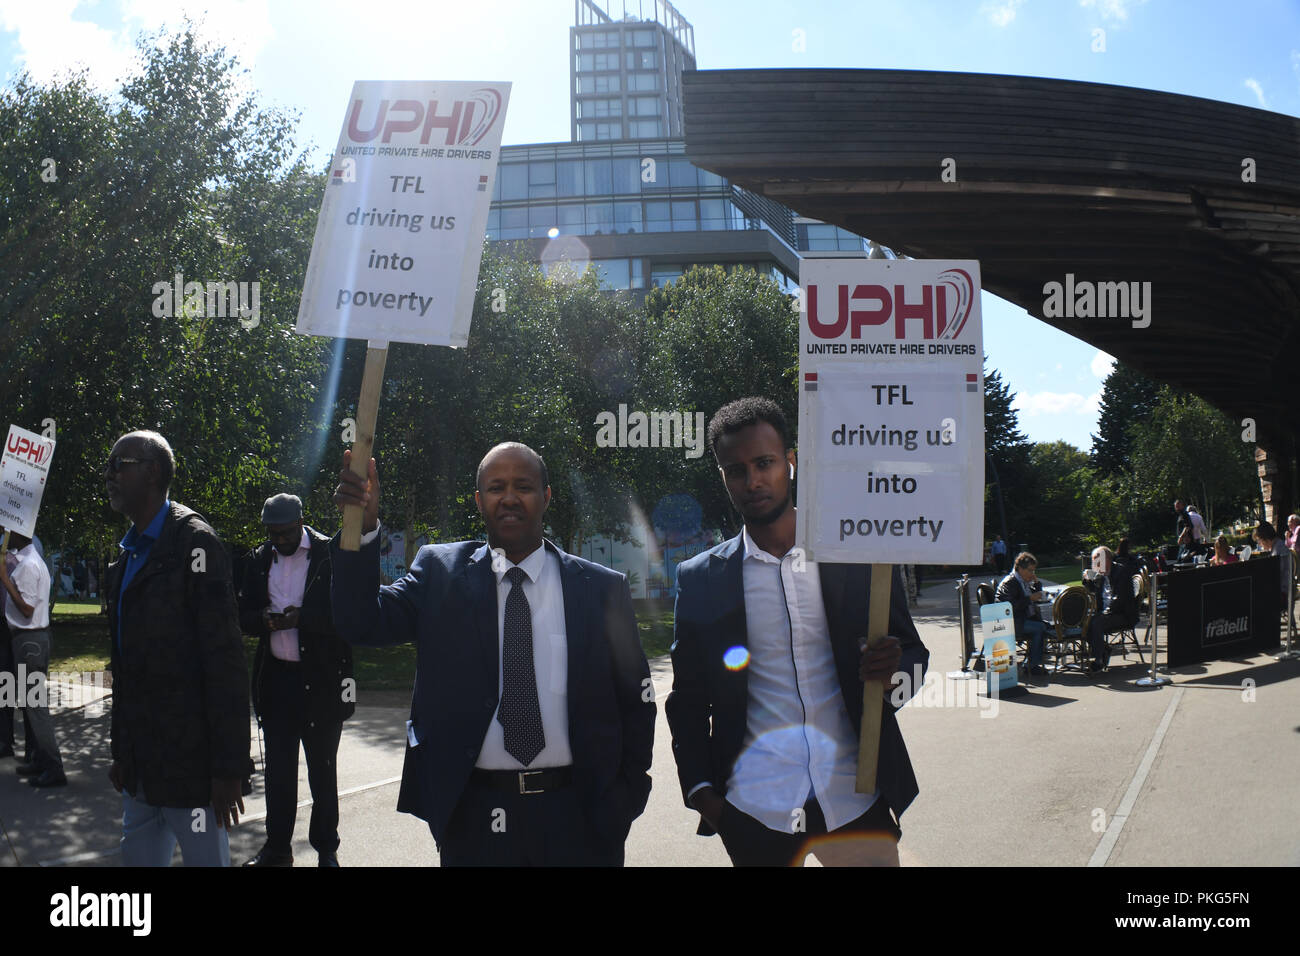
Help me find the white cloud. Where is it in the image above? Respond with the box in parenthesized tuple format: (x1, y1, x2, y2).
(1244, 77, 1268, 109)
(0, 0, 272, 91)
(981, 0, 1026, 28)
(1012, 391, 1100, 416)
(1090, 350, 1115, 379)
(1078, 0, 1147, 23)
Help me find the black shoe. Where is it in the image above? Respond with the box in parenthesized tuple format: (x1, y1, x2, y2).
(243, 847, 294, 867)
(29, 770, 68, 788)
(318, 853, 339, 867)
(15, 762, 41, 777)
(1029, 665, 1049, 676)
(0, 745, 15, 759)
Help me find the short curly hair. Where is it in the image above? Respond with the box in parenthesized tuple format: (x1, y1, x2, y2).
(706, 397, 792, 461)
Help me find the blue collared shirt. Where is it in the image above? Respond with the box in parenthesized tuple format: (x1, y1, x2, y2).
(116, 499, 170, 651)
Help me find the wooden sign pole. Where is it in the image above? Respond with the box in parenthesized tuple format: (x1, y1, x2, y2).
(340, 341, 389, 551)
(856, 562, 894, 794)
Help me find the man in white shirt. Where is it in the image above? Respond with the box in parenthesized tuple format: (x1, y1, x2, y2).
(1, 529, 64, 787)
(667, 397, 929, 866)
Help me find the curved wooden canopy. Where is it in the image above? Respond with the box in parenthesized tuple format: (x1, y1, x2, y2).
(682, 68, 1300, 448)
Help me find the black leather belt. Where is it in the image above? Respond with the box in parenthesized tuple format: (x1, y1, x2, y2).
(470, 767, 573, 795)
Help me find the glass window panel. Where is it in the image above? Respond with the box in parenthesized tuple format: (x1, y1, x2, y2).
(630, 73, 658, 91)
(500, 207, 528, 239)
(671, 200, 696, 232)
(641, 156, 668, 189)
(645, 200, 671, 230)
(633, 97, 660, 116)
(558, 204, 585, 228)
(612, 157, 640, 194)
(585, 158, 613, 194)
(808, 238, 838, 250)
(614, 201, 642, 233)
(499, 164, 527, 200)
(638, 50, 657, 68)
(529, 205, 556, 226)
(595, 259, 630, 289)
(578, 53, 594, 71)
(486, 208, 500, 240)
(633, 29, 655, 47)
(578, 121, 596, 141)
(586, 202, 614, 233)
(699, 168, 725, 189)
(630, 258, 645, 288)
(651, 265, 683, 288)
(596, 122, 617, 140)
(556, 160, 583, 197)
(669, 160, 698, 189)
(699, 199, 725, 231)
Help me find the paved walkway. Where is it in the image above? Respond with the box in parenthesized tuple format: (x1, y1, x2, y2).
(3, 578, 1297, 866)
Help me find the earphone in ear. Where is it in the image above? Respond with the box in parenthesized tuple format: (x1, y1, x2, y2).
(788, 463, 795, 480)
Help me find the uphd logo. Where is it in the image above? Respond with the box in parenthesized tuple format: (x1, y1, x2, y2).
(1041, 274, 1151, 329)
(6, 432, 51, 465)
(806, 268, 974, 341)
(594, 405, 705, 459)
(151, 272, 260, 329)
(50, 886, 151, 936)
(347, 88, 504, 146)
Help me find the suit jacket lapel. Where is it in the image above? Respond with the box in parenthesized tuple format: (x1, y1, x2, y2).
(464, 547, 498, 688)
(711, 534, 748, 692)
(554, 541, 589, 725)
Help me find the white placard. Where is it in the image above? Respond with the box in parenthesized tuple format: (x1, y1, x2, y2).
(296, 80, 511, 346)
(795, 259, 984, 564)
(0, 425, 56, 538)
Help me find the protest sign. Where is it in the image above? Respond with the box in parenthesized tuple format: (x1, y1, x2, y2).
(795, 259, 985, 565)
(0, 425, 56, 538)
(795, 258, 984, 792)
(297, 80, 511, 347)
(295, 81, 510, 547)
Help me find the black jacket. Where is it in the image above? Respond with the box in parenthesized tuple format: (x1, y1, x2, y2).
(996, 571, 1042, 640)
(666, 535, 929, 833)
(106, 501, 250, 808)
(240, 526, 354, 725)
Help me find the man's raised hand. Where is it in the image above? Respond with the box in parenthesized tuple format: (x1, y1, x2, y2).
(334, 450, 380, 534)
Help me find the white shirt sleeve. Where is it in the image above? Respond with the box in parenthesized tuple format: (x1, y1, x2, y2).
(359, 524, 381, 546)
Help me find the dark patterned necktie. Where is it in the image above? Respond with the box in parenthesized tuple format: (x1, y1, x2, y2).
(498, 566, 545, 766)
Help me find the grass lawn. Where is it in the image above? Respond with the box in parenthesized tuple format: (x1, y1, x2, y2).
(47, 606, 677, 689)
(1035, 565, 1083, 588)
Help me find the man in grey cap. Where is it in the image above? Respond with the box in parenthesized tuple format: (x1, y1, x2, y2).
(238, 494, 353, 866)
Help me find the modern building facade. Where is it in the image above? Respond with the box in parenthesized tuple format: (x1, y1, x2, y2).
(487, 0, 877, 302)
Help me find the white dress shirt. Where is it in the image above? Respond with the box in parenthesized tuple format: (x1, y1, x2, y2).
(268, 528, 310, 661)
(474, 542, 573, 769)
(5, 543, 50, 630)
(723, 526, 877, 833)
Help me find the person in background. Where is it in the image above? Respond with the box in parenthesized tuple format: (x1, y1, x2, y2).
(239, 494, 353, 867)
(990, 535, 1008, 574)
(996, 551, 1048, 676)
(1210, 535, 1240, 567)
(1, 529, 65, 786)
(1254, 521, 1293, 614)
(1285, 515, 1300, 566)
(1084, 546, 1138, 673)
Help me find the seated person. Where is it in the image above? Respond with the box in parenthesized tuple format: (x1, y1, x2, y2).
(1254, 521, 1293, 610)
(995, 551, 1047, 675)
(1084, 546, 1139, 672)
(1209, 535, 1240, 566)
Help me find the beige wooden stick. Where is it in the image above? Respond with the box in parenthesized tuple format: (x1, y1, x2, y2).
(340, 344, 389, 551)
(856, 562, 894, 794)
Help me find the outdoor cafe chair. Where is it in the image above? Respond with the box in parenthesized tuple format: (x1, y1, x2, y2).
(1107, 573, 1146, 664)
(1049, 585, 1094, 674)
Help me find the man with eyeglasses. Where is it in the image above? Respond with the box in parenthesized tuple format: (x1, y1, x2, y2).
(104, 430, 249, 866)
(237, 493, 353, 867)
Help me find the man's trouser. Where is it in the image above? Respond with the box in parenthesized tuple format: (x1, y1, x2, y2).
(11, 628, 62, 773)
(259, 656, 343, 857)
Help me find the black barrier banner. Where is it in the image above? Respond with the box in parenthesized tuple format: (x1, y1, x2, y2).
(1164, 557, 1280, 667)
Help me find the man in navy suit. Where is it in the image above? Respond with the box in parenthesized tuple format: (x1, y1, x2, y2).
(667, 397, 929, 866)
(331, 442, 654, 866)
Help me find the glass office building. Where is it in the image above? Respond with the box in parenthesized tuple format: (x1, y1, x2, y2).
(488, 0, 875, 299)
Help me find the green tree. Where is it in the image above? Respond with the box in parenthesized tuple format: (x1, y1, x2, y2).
(0, 26, 332, 563)
(1130, 387, 1258, 535)
(1090, 362, 1160, 474)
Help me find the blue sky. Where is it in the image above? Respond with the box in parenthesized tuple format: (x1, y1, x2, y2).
(2, 0, 1295, 451)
